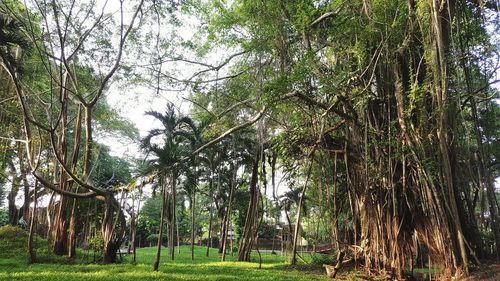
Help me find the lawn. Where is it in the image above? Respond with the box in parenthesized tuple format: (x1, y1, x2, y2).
(0, 245, 338, 281)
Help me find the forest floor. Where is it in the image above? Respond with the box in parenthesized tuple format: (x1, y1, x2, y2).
(0, 245, 377, 281)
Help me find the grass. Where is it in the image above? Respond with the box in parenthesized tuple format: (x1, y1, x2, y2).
(0, 242, 338, 281)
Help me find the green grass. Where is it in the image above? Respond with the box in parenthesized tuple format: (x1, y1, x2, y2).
(0, 245, 338, 281)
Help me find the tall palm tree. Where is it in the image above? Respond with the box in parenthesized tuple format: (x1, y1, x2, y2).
(141, 102, 194, 270)
(181, 120, 206, 261)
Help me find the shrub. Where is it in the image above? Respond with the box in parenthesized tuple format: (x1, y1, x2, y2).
(0, 225, 56, 263)
(0, 225, 28, 256)
(310, 252, 336, 266)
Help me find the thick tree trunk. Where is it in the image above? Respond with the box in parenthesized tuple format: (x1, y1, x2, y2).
(429, 0, 469, 273)
(52, 195, 69, 255)
(53, 74, 70, 256)
(67, 105, 82, 259)
(7, 175, 19, 226)
(237, 147, 261, 261)
(219, 212, 227, 254)
(101, 194, 126, 264)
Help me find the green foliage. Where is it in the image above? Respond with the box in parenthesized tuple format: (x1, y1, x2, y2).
(0, 10, 31, 68)
(0, 187, 4, 207)
(91, 144, 132, 188)
(138, 196, 163, 235)
(88, 234, 104, 253)
(233, 183, 250, 239)
(309, 253, 336, 267)
(137, 194, 193, 243)
(0, 208, 7, 226)
(257, 224, 276, 239)
(94, 100, 140, 142)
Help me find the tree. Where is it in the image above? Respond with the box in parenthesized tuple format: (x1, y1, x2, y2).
(183, 0, 500, 278)
(141, 102, 194, 270)
(0, 0, 145, 263)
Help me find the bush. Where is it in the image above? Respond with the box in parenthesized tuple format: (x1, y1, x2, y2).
(0, 225, 59, 263)
(88, 234, 104, 252)
(310, 252, 336, 266)
(0, 225, 29, 255)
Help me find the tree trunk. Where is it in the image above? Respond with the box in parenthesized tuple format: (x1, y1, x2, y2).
(169, 171, 177, 260)
(237, 147, 261, 261)
(429, 0, 469, 273)
(7, 175, 19, 226)
(46, 191, 56, 239)
(53, 74, 70, 256)
(67, 199, 78, 259)
(191, 188, 196, 260)
(291, 159, 314, 265)
(154, 178, 167, 271)
(222, 166, 236, 261)
(131, 192, 141, 264)
(52, 195, 69, 255)
(101, 194, 126, 264)
(7, 159, 20, 226)
(176, 212, 180, 254)
(28, 181, 38, 264)
(206, 203, 213, 257)
(67, 105, 83, 259)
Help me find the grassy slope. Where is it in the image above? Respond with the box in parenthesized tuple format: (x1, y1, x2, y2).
(0, 245, 334, 281)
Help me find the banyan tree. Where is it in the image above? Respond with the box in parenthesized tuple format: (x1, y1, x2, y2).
(202, 0, 500, 278)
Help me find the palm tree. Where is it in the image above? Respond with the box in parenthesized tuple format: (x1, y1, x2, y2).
(198, 144, 223, 258)
(181, 120, 206, 261)
(141, 103, 194, 270)
(0, 12, 30, 72)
